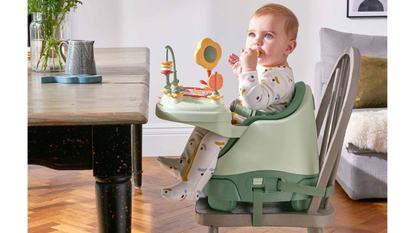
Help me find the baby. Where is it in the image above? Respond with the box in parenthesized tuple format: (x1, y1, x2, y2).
(158, 3, 299, 201)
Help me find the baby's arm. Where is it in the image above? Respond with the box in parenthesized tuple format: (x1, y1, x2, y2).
(228, 48, 257, 77)
(227, 49, 243, 77)
(240, 48, 257, 73)
(238, 69, 293, 111)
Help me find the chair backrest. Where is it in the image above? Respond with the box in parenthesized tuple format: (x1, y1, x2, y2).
(307, 47, 361, 214)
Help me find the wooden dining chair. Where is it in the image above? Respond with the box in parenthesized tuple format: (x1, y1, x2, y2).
(195, 46, 361, 233)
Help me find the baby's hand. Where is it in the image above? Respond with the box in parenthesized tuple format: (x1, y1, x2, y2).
(240, 48, 257, 73)
(227, 50, 243, 77)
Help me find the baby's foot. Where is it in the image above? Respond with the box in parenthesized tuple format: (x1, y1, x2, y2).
(161, 155, 217, 202)
(157, 157, 184, 180)
(161, 182, 201, 201)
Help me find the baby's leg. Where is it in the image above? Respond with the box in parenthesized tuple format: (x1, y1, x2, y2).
(162, 132, 229, 201)
(156, 157, 186, 180)
(157, 127, 205, 180)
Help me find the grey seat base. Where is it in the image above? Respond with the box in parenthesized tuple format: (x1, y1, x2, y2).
(195, 198, 335, 228)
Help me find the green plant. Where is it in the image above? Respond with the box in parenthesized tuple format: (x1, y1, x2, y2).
(28, 0, 82, 71)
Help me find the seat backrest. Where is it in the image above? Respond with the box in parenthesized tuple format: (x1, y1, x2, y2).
(240, 81, 306, 126)
(218, 82, 306, 158)
(307, 47, 361, 214)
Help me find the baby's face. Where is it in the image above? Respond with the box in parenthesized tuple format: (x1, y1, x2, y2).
(246, 15, 292, 66)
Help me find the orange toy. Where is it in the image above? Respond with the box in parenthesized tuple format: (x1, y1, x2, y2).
(208, 73, 223, 91)
(207, 72, 224, 100)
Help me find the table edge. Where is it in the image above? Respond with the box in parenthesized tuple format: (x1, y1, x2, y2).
(28, 112, 148, 126)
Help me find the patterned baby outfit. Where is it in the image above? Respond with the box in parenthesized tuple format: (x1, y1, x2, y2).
(238, 65, 295, 113)
(158, 65, 295, 201)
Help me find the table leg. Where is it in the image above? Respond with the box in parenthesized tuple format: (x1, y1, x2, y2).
(93, 125, 132, 233)
(131, 124, 143, 188)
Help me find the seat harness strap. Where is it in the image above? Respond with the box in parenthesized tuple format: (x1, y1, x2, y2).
(277, 180, 335, 197)
(251, 181, 334, 227)
(252, 188, 264, 227)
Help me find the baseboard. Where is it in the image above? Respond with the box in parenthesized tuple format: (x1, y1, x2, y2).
(142, 123, 194, 157)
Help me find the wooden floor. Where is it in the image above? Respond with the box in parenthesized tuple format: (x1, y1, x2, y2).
(28, 157, 387, 233)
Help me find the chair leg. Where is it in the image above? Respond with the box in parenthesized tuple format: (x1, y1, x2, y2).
(208, 226, 219, 233)
(307, 228, 323, 233)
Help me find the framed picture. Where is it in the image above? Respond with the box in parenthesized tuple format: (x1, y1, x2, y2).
(347, 0, 387, 18)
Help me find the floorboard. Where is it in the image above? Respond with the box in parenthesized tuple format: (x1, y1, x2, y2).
(28, 157, 387, 233)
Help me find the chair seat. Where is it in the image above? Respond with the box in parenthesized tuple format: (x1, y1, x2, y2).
(195, 198, 335, 228)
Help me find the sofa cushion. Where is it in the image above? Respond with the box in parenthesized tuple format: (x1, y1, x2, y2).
(316, 28, 387, 102)
(354, 55, 387, 108)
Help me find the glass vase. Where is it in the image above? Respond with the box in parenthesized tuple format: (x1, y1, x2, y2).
(29, 12, 70, 72)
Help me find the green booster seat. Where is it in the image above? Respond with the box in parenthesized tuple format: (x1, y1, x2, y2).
(203, 81, 322, 213)
(156, 39, 333, 216)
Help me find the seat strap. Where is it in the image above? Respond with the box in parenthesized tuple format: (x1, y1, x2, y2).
(252, 182, 333, 227)
(234, 104, 275, 118)
(277, 180, 334, 197)
(252, 188, 264, 227)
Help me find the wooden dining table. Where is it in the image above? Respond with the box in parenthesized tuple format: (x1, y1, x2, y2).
(28, 47, 150, 233)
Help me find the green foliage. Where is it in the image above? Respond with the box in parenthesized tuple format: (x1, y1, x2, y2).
(28, 0, 83, 16)
(28, 0, 83, 70)
(28, 0, 41, 13)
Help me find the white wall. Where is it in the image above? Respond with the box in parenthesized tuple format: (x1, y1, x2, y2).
(68, 0, 386, 157)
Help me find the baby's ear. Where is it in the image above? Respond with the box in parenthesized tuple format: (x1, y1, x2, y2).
(285, 40, 297, 55)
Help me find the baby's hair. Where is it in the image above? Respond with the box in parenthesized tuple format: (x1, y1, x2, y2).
(252, 3, 299, 40)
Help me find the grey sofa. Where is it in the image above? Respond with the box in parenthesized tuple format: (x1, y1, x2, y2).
(314, 28, 387, 200)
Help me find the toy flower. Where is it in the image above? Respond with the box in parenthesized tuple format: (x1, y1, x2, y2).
(194, 38, 222, 71)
